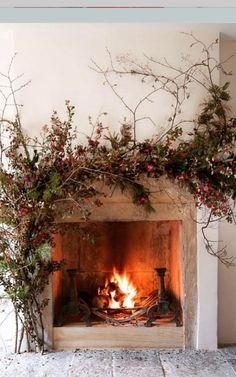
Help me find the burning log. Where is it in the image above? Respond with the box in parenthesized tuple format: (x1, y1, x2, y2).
(92, 294, 109, 309)
(107, 281, 126, 306)
(92, 281, 125, 309)
(94, 269, 137, 309)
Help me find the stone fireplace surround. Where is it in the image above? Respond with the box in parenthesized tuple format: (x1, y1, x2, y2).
(43, 179, 218, 351)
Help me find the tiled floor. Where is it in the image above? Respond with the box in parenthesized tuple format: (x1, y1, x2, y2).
(1, 348, 236, 377)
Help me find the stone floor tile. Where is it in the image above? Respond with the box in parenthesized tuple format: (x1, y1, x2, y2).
(0, 353, 16, 377)
(69, 349, 113, 377)
(37, 351, 74, 377)
(1, 349, 236, 377)
(160, 349, 236, 377)
(112, 349, 159, 368)
(0, 351, 74, 377)
(0, 352, 42, 377)
(72, 349, 112, 365)
(113, 366, 164, 377)
(220, 347, 236, 360)
(228, 359, 236, 373)
(69, 365, 113, 377)
(112, 350, 164, 377)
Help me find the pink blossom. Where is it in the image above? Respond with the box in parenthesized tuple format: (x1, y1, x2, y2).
(146, 164, 154, 173)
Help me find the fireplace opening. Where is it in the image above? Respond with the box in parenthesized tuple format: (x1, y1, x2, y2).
(53, 221, 183, 330)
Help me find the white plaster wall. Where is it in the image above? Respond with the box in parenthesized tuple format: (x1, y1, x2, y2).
(0, 23, 219, 351)
(0, 28, 19, 353)
(0, 24, 218, 143)
(197, 207, 218, 350)
(218, 37, 236, 345)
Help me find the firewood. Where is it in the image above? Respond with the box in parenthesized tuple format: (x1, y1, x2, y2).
(92, 294, 109, 309)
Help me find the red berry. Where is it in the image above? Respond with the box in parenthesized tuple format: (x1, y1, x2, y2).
(146, 164, 154, 173)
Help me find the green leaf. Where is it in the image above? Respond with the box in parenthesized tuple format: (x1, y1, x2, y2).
(28, 188, 39, 201)
(222, 82, 230, 90)
(43, 188, 52, 201)
(220, 91, 230, 101)
(36, 243, 51, 261)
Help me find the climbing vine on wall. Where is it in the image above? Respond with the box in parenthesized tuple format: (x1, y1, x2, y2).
(0, 34, 236, 353)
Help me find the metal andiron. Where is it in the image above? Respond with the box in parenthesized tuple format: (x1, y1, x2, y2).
(146, 267, 181, 327)
(55, 269, 91, 326)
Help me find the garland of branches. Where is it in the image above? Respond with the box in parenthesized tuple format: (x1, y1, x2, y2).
(0, 34, 236, 353)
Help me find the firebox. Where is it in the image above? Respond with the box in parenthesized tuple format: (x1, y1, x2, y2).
(52, 220, 184, 348)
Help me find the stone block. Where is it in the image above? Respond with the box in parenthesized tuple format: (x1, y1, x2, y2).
(220, 347, 236, 360)
(69, 349, 113, 377)
(113, 366, 164, 377)
(112, 349, 159, 368)
(160, 349, 236, 377)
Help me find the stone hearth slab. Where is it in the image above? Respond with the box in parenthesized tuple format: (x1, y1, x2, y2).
(69, 349, 113, 377)
(159, 349, 236, 376)
(1, 349, 236, 377)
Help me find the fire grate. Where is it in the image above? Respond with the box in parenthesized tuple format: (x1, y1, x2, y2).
(92, 268, 181, 327)
(55, 268, 182, 328)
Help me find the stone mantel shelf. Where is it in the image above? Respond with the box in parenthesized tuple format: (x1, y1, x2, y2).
(54, 177, 196, 224)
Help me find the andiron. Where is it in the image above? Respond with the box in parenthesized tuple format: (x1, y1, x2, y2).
(146, 267, 181, 327)
(55, 269, 91, 327)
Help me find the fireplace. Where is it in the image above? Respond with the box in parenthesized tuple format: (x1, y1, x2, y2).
(53, 220, 183, 330)
(47, 179, 202, 350)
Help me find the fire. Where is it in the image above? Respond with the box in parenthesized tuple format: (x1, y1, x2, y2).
(110, 269, 137, 308)
(97, 268, 137, 309)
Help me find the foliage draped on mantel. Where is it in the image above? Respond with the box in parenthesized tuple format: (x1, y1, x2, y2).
(0, 34, 236, 352)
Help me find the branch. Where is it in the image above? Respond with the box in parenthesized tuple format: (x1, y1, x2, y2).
(201, 210, 236, 267)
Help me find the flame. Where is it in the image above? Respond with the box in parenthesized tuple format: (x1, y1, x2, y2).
(110, 268, 137, 309)
(96, 268, 137, 309)
(109, 291, 120, 309)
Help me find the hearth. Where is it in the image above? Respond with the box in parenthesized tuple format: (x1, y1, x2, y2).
(52, 219, 184, 348)
(48, 180, 205, 350)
